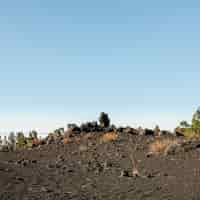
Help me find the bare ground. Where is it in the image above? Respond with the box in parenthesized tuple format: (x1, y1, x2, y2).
(0, 133, 200, 200)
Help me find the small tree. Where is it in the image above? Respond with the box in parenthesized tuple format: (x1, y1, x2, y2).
(180, 121, 190, 129)
(99, 112, 110, 128)
(192, 108, 200, 134)
(180, 107, 200, 138)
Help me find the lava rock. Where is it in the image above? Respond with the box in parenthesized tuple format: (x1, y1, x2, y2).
(123, 127, 139, 135)
(119, 170, 131, 177)
(144, 129, 154, 136)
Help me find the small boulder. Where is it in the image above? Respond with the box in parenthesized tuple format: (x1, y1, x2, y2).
(174, 127, 185, 137)
(144, 129, 154, 136)
(123, 127, 139, 135)
(117, 127, 124, 133)
(119, 170, 130, 177)
(160, 130, 173, 136)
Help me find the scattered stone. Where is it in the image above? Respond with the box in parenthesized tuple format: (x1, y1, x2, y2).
(57, 155, 65, 162)
(31, 160, 37, 164)
(146, 152, 153, 158)
(147, 173, 155, 178)
(62, 165, 67, 170)
(103, 161, 113, 170)
(132, 168, 140, 177)
(41, 187, 53, 193)
(15, 176, 24, 182)
(67, 169, 74, 173)
(4, 168, 9, 172)
(46, 163, 55, 169)
(55, 162, 62, 169)
(181, 140, 200, 152)
(22, 160, 29, 167)
(119, 170, 130, 177)
(163, 173, 168, 177)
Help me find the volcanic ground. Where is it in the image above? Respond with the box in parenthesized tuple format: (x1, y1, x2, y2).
(0, 132, 200, 200)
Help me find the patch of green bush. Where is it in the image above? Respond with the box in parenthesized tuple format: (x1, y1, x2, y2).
(180, 107, 200, 139)
(16, 132, 27, 148)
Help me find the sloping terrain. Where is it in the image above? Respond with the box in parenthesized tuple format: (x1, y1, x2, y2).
(0, 133, 200, 200)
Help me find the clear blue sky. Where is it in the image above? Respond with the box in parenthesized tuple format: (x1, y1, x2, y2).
(0, 0, 200, 133)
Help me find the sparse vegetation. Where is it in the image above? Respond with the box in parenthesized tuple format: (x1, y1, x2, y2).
(1, 111, 200, 199)
(149, 138, 179, 155)
(179, 107, 200, 139)
(100, 132, 118, 144)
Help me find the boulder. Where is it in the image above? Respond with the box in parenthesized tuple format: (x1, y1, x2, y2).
(160, 130, 173, 136)
(174, 127, 185, 137)
(117, 127, 124, 133)
(123, 127, 139, 135)
(144, 129, 154, 136)
(181, 140, 200, 152)
(119, 170, 130, 177)
(103, 127, 115, 133)
(80, 121, 101, 133)
(67, 123, 78, 129)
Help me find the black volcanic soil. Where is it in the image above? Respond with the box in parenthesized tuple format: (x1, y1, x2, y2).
(0, 133, 200, 200)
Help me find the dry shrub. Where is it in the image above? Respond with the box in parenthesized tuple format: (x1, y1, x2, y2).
(149, 138, 179, 155)
(63, 138, 72, 145)
(64, 129, 73, 138)
(100, 132, 118, 144)
(32, 138, 41, 147)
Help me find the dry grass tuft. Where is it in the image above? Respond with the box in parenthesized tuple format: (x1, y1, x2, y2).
(100, 132, 118, 144)
(149, 138, 179, 155)
(63, 138, 72, 145)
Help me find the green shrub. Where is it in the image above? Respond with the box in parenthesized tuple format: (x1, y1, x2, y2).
(180, 107, 200, 139)
(16, 132, 27, 148)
